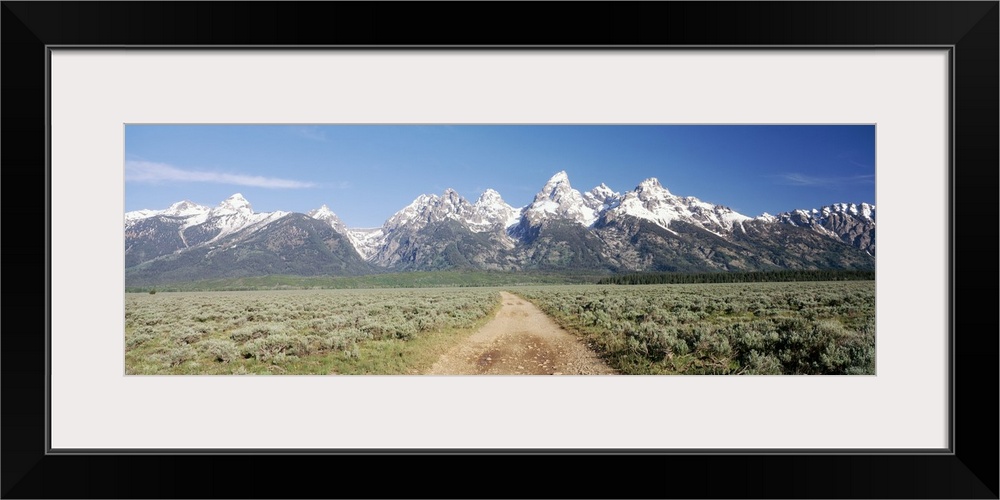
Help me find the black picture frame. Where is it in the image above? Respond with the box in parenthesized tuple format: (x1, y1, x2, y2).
(3, 2, 996, 498)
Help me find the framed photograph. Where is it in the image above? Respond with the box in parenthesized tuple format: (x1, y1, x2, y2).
(4, 2, 996, 498)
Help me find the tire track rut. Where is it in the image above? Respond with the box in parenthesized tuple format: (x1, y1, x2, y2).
(425, 292, 615, 375)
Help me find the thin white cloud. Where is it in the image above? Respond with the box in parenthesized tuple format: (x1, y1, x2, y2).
(126, 161, 315, 189)
(779, 173, 875, 187)
(296, 127, 327, 142)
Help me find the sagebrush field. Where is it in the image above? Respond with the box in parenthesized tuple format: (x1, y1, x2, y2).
(125, 281, 875, 375)
(517, 281, 875, 375)
(125, 288, 502, 374)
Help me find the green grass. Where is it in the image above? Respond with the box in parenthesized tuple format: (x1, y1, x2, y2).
(125, 281, 876, 376)
(125, 288, 502, 375)
(284, 312, 499, 375)
(511, 281, 875, 375)
(125, 270, 608, 293)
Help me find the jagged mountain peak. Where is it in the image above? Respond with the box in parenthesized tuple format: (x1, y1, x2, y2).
(384, 189, 476, 231)
(162, 200, 209, 217)
(309, 204, 334, 215)
(788, 202, 876, 221)
(126, 174, 875, 281)
(590, 183, 616, 197)
(216, 193, 253, 213)
(582, 183, 622, 214)
(307, 204, 344, 226)
(434, 188, 472, 207)
(536, 171, 576, 199)
(440, 188, 467, 206)
(629, 178, 674, 207)
(168, 200, 198, 210)
(609, 178, 751, 235)
(636, 177, 670, 195)
(548, 170, 570, 183)
(472, 188, 520, 231)
(587, 183, 620, 200)
(823, 202, 875, 220)
(476, 188, 505, 205)
(384, 186, 520, 235)
(775, 202, 876, 255)
(522, 171, 597, 227)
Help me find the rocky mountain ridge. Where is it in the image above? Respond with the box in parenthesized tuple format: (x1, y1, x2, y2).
(125, 172, 875, 285)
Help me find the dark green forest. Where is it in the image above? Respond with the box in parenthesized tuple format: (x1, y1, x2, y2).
(597, 269, 875, 285)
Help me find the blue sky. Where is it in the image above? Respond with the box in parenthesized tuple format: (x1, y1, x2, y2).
(125, 125, 875, 228)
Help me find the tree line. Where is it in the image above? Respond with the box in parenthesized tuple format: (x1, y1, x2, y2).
(597, 269, 876, 285)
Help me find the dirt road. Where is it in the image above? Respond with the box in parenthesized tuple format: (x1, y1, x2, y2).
(425, 291, 615, 375)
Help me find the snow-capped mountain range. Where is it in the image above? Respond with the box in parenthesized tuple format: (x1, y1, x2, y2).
(126, 193, 288, 237)
(125, 172, 875, 286)
(521, 170, 602, 227)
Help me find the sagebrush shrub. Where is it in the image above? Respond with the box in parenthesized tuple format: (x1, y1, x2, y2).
(201, 339, 239, 362)
(155, 345, 195, 367)
(230, 323, 288, 342)
(125, 332, 155, 350)
(516, 282, 874, 375)
(242, 334, 303, 362)
(170, 326, 205, 345)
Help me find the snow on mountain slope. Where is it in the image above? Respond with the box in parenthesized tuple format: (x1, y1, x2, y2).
(780, 202, 875, 227)
(472, 188, 522, 230)
(127, 176, 876, 273)
(125, 194, 288, 244)
(382, 189, 477, 232)
(345, 228, 385, 260)
(776, 202, 876, 254)
(582, 183, 622, 213)
(521, 171, 599, 227)
(124, 209, 162, 223)
(379, 187, 522, 234)
(203, 194, 289, 242)
(608, 178, 751, 235)
(125, 200, 210, 225)
(825, 202, 875, 221)
(308, 204, 348, 234)
(308, 204, 383, 258)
